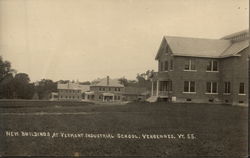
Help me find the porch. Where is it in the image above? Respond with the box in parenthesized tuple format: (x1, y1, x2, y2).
(84, 91, 95, 101)
(102, 93, 115, 102)
(151, 80, 172, 98)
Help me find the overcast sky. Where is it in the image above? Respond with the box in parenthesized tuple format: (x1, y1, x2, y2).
(0, 0, 248, 82)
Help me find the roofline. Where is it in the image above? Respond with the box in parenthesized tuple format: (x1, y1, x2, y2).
(155, 36, 231, 60)
(155, 37, 166, 60)
(221, 29, 249, 39)
(154, 36, 248, 60)
(170, 53, 243, 59)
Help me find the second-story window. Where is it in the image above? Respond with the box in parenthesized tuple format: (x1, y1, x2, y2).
(164, 61, 168, 71)
(207, 60, 218, 71)
(160, 61, 164, 71)
(184, 59, 196, 71)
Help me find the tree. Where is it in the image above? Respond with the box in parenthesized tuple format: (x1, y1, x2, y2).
(12, 73, 34, 99)
(0, 56, 15, 81)
(79, 81, 91, 85)
(0, 56, 16, 99)
(57, 80, 70, 84)
(91, 78, 101, 85)
(136, 70, 154, 90)
(0, 73, 14, 99)
(118, 77, 129, 87)
(36, 79, 57, 99)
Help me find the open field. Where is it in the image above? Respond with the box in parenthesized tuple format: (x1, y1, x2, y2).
(0, 101, 248, 157)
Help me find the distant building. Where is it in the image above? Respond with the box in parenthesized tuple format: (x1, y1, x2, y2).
(85, 76, 124, 102)
(123, 87, 149, 101)
(149, 30, 249, 106)
(50, 92, 59, 101)
(57, 82, 90, 101)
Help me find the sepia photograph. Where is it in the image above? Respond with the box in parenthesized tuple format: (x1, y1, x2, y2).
(0, 0, 249, 157)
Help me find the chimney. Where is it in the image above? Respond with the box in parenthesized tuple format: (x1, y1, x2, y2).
(107, 76, 109, 85)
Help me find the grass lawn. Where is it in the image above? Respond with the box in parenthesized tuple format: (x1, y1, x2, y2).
(0, 101, 248, 157)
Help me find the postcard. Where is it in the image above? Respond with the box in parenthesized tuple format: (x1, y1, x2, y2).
(0, 0, 249, 157)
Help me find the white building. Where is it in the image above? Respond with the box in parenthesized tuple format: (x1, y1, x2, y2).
(57, 82, 90, 101)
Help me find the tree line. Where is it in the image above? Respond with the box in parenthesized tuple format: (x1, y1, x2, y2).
(0, 56, 153, 100)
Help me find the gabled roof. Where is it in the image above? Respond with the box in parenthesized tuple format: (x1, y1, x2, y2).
(57, 82, 90, 92)
(155, 30, 249, 59)
(221, 30, 249, 40)
(155, 36, 231, 59)
(220, 40, 249, 57)
(91, 77, 124, 87)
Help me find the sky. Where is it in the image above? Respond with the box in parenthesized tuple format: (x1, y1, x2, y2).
(0, 0, 249, 82)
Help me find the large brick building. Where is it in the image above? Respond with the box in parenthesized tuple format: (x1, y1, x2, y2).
(57, 82, 90, 101)
(85, 76, 124, 102)
(149, 30, 249, 106)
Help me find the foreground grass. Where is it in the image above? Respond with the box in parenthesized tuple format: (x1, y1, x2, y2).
(0, 101, 248, 157)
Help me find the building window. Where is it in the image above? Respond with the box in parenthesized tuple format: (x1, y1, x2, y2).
(184, 59, 196, 71)
(170, 59, 173, 70)
(184, 81, 195, 93)
(224, 82, 231, 94)
(114, 96, 117, 100)
(206, 82, 218, 94)
(166, 46, 171, 54)
(164, 61, 168, 71)
(207, 60, 218, 71)
(118, 88, 120, 91)
(239, 83, 245, 94)
(159, 61, 164, 71)
(117, 96, 120, 100)
(109, 88, 111, 91)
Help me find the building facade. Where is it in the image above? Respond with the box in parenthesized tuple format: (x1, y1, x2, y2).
(149, 30, 249, 106)
(123, 87, 149, 101)
(85, 76, 124, 102)
(57, 82, 90, 101)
